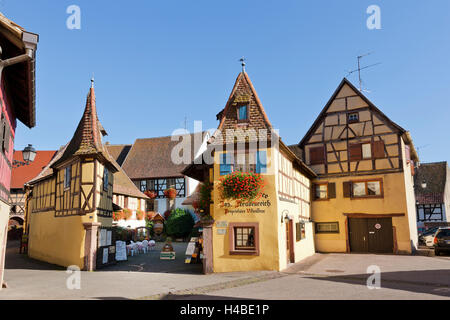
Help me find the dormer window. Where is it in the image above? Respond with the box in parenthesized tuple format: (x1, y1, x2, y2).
(237, 105, 248, 122)
(348, 112, 359, 123)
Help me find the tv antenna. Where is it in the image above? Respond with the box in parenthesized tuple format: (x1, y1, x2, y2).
(346, 52, 381, 92)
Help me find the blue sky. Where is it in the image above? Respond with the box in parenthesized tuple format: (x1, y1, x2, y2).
(4, 1, 450, 163)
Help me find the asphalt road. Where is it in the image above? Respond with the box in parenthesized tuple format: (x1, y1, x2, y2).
(1, 241, 449, 300)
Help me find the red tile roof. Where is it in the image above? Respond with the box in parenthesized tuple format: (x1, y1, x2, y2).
(11, 150, 57, 189)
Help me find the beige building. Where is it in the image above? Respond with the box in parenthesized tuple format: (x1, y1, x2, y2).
(293, 78, 419, 254)
(26, 82, 118, 270)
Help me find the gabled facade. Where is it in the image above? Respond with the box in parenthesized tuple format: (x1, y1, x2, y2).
(184, 71, 316, 273)
(296, 78, 419, 254)
(116, 132, 210, 214)
(414, 161, 450, 233)
(0, 12, 38, 289)
(26, 83, 118, 270)
(104, 144, 149, 229)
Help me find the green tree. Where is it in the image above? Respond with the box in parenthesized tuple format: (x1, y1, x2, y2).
(165, 208, 195, 238)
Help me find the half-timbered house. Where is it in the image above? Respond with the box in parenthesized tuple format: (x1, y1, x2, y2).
(414, 161, 450, 233)
(112, 132, 210, 214)
(0, 12, 38, 289)
(26, 82, 118, 270)
(183, 70, 316, 273)
(295, 78, 419, 254)
(104, 145, 149, 229)
(9, 150, 56, 229)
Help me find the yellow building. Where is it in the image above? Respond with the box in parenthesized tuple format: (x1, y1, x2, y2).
(184, 71, 316, 273)
(26, 81, 118, 270)
(294, 78, 419, 254)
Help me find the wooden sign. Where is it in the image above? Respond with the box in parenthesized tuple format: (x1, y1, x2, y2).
(160, 251, 176, 260)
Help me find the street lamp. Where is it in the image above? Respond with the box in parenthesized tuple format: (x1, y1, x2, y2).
(421, 180, 427, 189)
(13, 144, 37, 168)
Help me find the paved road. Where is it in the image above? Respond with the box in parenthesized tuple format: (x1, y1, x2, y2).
(1, 240, 449, 300)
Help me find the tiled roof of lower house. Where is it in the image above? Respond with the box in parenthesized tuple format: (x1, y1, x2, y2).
(415, 161, 448, 204)
(122, 132, 207, 180)
(11, 150, 57, 189)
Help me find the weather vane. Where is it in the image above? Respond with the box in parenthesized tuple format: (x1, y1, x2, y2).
(240, 57, 246, 72)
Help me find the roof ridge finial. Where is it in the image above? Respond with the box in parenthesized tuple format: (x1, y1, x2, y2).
(91, 73, 95, 88)
(240, 57, 246, 73)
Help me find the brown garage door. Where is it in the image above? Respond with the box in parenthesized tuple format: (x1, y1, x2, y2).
(349, 218, 393, 253)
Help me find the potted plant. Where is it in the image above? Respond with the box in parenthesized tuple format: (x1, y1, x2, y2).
(113, 211, 123, 221)
(219, 171, 264, 202)
(123, 208, 133, 220)
(164, 187, 177, 199)
(136, 209, 145, 220)
(144, 190, 157, 199)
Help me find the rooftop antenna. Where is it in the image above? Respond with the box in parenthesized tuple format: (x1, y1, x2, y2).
(346, 52, 381, 92)
(184, 116, 188, 131)
(240, 57, 246, 72)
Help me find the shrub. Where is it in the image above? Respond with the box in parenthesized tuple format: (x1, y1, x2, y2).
(198, 182, 213, 211)
(165, 208, 195, 238)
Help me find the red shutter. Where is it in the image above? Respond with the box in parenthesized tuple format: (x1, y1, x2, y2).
(349, 143, 362, 161)
(410, 160, 415, 176)
(372, 140, 385, 159)
(310, 146, 325, 165)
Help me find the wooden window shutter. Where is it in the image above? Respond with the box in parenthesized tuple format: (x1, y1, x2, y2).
(372, 140, 385, 159)
(410, 160, 415, 176)
(4, 122, 10, 154)
(309, 146, 325, 165)
(343, 181, 352, 198)
(0, 114, 4, 153)
(328, 183, 336, 199)
(312, 183, 317, 200)
(348, 143, 362, 161)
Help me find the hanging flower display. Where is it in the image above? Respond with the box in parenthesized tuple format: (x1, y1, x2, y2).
(136, 209, 145, 220)
(219, 171, 264, 202)
(144, 190, 157, 199)
(164, 187, 177, 199)
(112, 211, 123, 221)
(123, 209, 133, 220)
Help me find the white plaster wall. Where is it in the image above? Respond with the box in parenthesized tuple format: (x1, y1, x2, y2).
(401, 138, 419, 250)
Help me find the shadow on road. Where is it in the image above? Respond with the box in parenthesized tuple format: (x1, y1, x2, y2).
(306, 269, 450, 298)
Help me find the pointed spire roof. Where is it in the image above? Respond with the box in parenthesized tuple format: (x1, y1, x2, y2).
(52, 83, 117, 170)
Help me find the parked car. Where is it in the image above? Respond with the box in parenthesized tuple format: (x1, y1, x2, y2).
(434, 227, 450, 256)
(419, 227, 439, 247)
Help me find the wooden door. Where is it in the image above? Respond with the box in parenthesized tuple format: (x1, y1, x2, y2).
(349, 218, 369, 252)
(286, 221, 295, 264)
(367, 218, 393, 253)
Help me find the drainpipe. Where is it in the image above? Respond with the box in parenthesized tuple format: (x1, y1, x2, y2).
(0, 31, 39, 78)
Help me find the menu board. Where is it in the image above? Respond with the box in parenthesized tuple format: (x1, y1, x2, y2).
(102, 247, 109, 264)
(106, 231, 112, 246)
(115, 241, 127, 261)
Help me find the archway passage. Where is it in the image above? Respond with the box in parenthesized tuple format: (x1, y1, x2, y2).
(8, 217, 24, 241)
